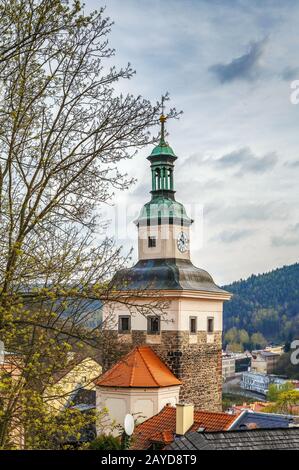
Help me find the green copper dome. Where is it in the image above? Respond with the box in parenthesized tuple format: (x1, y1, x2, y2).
(150, 142, 176, 158)
(135, 196, 192, 226)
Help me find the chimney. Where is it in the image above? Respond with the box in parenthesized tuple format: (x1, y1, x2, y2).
(176, 403, 194, 435)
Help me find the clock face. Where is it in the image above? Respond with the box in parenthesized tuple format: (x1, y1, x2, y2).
(177, 231, 189, 253)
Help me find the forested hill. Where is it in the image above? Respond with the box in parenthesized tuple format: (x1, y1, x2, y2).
(222, 263, 299, 345)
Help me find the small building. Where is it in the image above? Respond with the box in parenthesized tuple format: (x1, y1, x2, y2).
(240, 371, 286, 395)
(251, 350, 281, 374)
(264, 345, 284, 355)
(44, 356, 102, 412)
(222, 353, 236, 380)
(230, 410, 296, 430)
(222, 352, 251, 380)
(235, 353, 251, 373)
(95, 346, 181, 433)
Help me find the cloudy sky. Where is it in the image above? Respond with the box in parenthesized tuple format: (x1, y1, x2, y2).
(88, 0, 299, 285)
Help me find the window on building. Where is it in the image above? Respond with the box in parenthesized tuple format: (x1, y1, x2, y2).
(207, 317, 214, 333)
(148, 236, 156, 248)
(118, 315, 131, 333)
(147, 316, 160, 335)
(155, 168, 161, 190)
(189, 317, 197, 334)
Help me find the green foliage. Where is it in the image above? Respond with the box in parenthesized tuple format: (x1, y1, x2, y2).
(227, 342, 244, 353)
(264, 384, 299, 415)
(225, 327, 249, 348)
(267, 382, 294, 402)
(223, 263, 299, 344)
(239, 329, 250, 345)
(224, 327, 266, 350)
(87, 434, 122, 450)
(250, 332, 267, 349)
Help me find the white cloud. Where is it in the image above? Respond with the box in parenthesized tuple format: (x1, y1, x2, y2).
(87, 0, 299, 283)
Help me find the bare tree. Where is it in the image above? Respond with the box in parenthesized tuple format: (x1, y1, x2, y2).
(0, 0, 178, 448)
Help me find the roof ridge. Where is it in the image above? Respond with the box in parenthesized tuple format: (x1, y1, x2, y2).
(195, 410, 231, 415)
(95, 346, 139, 385)
(138, 346, 160, 387)
(129, 348, 139, 387)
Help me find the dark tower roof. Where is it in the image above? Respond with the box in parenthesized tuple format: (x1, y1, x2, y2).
(111, 258, 228, 295)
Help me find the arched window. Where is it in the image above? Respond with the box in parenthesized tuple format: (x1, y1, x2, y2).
(168, 168, 172, 189)
(162, 167, 166, 189)
(155, 168, 161, 190)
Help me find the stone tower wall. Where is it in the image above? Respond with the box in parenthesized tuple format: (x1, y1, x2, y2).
(103, 329, 223, 412)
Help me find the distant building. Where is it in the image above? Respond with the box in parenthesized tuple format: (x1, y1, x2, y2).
(229, 409, 296, 430)
(222, 351, 251, 380)
(45, 356, 102, 412)
(240, 371, 286, 395)
(222, 353, 236, 380)
(264, 345, 284, 355)
(235, 353, 251, 373)
(251, 350, 281, 374)
(228, 401, 272, 413)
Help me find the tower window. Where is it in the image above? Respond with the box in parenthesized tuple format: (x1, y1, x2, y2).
(155, 168, 161, 190)
(118, 315, 131, 333)
(190, 317, 197, 334)
(148, 236, 156, 248)
(147, 316, 160, 335)
(207, 317, 214, 333)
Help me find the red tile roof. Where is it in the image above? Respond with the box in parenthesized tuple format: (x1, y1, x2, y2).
(95, 346, 182, 388)
(231, 402, 271, 413)
(131, 405, 237, 450)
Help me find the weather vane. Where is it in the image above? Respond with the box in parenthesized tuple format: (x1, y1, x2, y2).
(161, 95, 166, 117)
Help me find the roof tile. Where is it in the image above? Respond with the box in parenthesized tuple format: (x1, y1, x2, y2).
(131, 405, 237, 450)
(95, 346, 181, 388)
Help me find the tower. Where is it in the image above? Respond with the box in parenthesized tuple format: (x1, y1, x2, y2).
(104, 113, 231, 412)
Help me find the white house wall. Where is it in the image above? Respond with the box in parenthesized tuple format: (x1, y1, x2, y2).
(96, 385, 180, 434)
(103, 297, 223, 332)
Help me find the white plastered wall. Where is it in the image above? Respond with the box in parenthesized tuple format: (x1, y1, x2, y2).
(96, 385, 180, 434)
(102, 297, 223, 333)
(138, 224, 190, 260)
